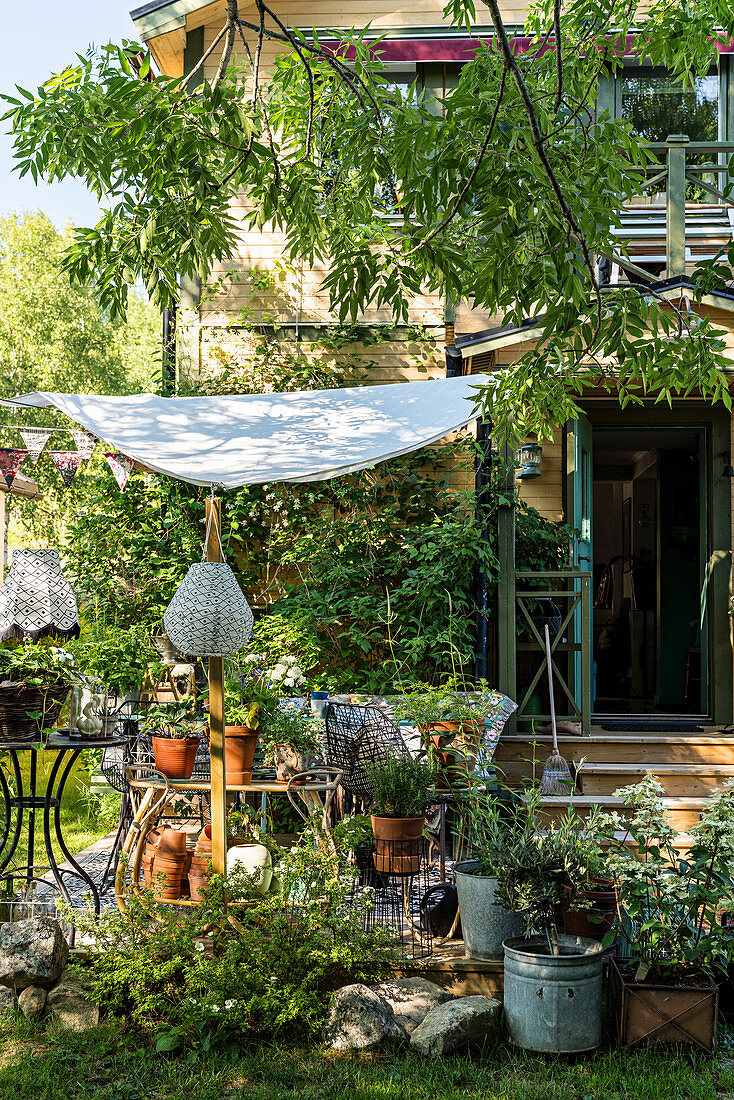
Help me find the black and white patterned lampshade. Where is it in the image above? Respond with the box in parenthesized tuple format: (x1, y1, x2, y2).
(0, 548, 80, 642)
(163, 562, 254, 657)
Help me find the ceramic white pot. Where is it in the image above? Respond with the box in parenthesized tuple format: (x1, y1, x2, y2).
(226, 843, 273, 894)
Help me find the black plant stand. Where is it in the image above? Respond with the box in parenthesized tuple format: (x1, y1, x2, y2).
(0, 733, 129, 915)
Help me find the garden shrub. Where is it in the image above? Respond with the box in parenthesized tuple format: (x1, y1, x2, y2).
(69, 828, 395, 1050)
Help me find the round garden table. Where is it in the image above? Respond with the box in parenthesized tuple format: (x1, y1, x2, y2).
(0, 732, 129, 914)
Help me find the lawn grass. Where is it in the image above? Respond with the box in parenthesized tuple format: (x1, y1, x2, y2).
(0, 1017, 731, 1100)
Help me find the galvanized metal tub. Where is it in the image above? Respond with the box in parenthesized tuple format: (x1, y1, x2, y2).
(503, 934, 604, 1053)
(454, 860, 523, 960)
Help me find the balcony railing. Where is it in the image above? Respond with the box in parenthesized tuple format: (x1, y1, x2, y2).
(611, 136, 734, 283)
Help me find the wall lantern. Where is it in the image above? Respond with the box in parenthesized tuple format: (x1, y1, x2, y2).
(516, 440, 543, 480)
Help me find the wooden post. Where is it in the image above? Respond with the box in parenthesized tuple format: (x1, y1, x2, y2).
(666, 134, 688, 278)
(205, 495, 227, 876)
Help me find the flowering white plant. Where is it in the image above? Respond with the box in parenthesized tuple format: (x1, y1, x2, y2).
(600, 774, 734, 982)
(263, 654, 305, 694)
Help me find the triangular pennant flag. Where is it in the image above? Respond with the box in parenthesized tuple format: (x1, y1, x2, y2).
(18, 427, 53, 466)
(0, 449, 27, 490)
(69, 429, 97, 462)
(50, 451, 85, 489)
(105, 452, 134, 492)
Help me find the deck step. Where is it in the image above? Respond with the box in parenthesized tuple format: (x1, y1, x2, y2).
(534, 795, 707, 831)
(577, 763, 734, 797)
(494, 734, 734, 767)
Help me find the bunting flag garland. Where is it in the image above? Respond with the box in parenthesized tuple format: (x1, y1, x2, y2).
(0, 449, 27, 490)
(50, 451, 85, 489)
(105, 452, 134, 492)
(18, 427, 53, 466)
(69, 429, 97, 462)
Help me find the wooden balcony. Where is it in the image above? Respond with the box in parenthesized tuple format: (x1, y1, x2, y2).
(608, 136, 734, 284)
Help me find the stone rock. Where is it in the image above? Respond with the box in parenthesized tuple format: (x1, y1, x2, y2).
(0, 986, 14, 1013)
(46, 979, 99, 1032)
(372, 977, 453, 1035)
(410, 995, 502, 1057)
(18, 985, 46, 1020)
(0, 919, 68, 989)
(323, 983, 407, 1050)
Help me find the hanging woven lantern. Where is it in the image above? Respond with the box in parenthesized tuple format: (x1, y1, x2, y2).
(163, 562, 254, 657)
(0, 548, 80, 642)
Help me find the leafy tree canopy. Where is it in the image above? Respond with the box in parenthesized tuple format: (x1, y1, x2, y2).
(0, 213, 159, 543)
(4, 0, 734, 436)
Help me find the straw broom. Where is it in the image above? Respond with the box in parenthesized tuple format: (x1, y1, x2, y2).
(539, 623, 572, 795)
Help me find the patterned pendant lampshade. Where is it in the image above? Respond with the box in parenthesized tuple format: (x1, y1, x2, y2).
(0, 548, 80, 642)
(163, 562, 254, 657)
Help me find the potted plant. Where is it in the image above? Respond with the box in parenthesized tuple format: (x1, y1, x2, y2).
(225, 805, 274, 895)
(366, 756, 434, 876)
(479, 785, 608, 1053)
(260, 707, 322, 783)
(601, 774, 734, 1055)
(142, 696, 202, 780)
(211, 658, 279, 786)
(0, 640, 77, 741)
(394, 679, 505, 783)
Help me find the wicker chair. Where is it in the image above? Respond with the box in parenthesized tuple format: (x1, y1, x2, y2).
(324, 702, 410, 807)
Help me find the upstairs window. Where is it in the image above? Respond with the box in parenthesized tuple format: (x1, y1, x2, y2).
(618, 66, 718, 143)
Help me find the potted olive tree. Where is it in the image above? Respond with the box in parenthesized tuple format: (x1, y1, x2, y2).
(602, 774, 734, 1055)
(142, 696, 203, 780)
(462, 785, 609, 1053)
(366, 756, 435, 876)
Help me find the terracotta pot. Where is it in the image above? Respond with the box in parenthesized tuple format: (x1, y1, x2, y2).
(189, 872, 210, 903)
(371, 815, 425, 876)
(563, 880, 618, 941)
(152, 852, 185, 899)
(610, 957, 718, 1055)
(156, 828, 187, 857)
(273, 743, 313, 784)
(224, 726, 258, 786)
(141, 853, 154, 886)
(151, 735, 200, 780)
(189, 854, 210, 877)
(196, 824, 212, 853)
(422, 720, 482, 773)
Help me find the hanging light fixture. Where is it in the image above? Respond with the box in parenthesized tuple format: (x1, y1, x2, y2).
(0, 548, 80, 642)
(516, 439, 543, 480)
(163, 503, 253, 657)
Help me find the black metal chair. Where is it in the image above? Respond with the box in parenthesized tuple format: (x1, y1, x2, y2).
(324, 702, 410, 808)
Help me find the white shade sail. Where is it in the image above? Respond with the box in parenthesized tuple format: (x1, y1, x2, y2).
(2, 377, 489, 488)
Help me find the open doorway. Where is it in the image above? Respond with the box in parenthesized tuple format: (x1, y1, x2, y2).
(592, 428, 706, 715)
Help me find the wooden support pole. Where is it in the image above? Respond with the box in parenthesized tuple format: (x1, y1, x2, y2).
(205, 495, 227, 876)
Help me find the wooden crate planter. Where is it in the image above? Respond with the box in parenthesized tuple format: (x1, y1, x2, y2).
(0, 682, 69, 741)
(610, 958, 718, 1055)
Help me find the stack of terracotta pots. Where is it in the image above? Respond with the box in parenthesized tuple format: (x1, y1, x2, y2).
(188, 824, 213, 903)
(151, 826, 189, 899)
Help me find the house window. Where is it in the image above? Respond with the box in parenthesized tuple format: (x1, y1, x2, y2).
(618, 66, 718, 143)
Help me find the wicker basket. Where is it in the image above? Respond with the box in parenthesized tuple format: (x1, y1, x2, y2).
(0, 681, 70, 742)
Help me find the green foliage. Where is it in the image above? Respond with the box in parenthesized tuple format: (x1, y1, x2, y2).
(141, 696, 201, 740)
(0, 639, 76, 686)
(461, 786, 608, 946)
(600, 775, 734, 981)
(0, 213, 158, 546)
(68, 623, 156, 695)
(260, 707, 322, 764)
(69, 826, 395, 1048)
(63, 472, 203, 631)
(5, 7, 734, 437)
(394, 681, 503, 725)
(366, 755, 436, 818)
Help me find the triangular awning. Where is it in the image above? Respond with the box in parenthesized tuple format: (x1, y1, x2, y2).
(2, 376, 488, 489)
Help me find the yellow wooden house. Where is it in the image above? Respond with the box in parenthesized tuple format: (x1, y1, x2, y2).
(130, 0, 734, 836)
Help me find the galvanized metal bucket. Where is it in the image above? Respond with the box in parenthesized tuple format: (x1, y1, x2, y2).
(454, 860, 524, 960)
(503, 934, 604, 1053)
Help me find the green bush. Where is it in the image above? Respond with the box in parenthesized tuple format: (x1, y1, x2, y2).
(68, 825, 395, 1049)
